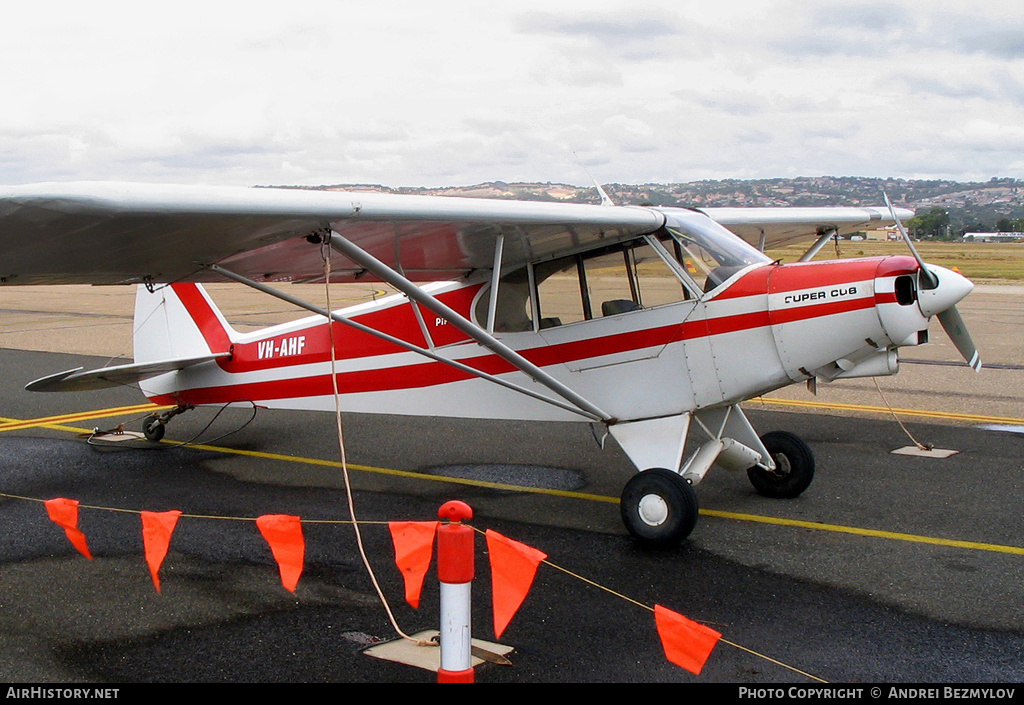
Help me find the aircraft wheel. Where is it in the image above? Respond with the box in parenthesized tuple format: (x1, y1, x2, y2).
(747, 431, 814, 498)
(620, 468, 699, 547)
(142, 415, 165, 442)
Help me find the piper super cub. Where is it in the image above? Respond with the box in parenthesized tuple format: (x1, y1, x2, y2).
(0, 182, 980, 546)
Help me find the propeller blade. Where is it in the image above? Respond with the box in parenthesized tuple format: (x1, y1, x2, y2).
(881, 193, 980, 372)
(937, 306, 982, 371)
(884, 192, 939, 290)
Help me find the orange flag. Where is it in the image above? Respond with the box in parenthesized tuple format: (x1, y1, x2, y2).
(256, 514, 304, 592)
(388, 521, 438, 608)
(654, 604, 721, 675)
(44, 498, 92, 559)
(141, 510, 181, 593)
(485, 529, 546, 639)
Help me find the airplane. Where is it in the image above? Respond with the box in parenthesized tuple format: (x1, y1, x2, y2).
(0, 181, 980, 547)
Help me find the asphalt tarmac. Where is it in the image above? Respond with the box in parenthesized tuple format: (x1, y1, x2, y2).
(1, 284, 1023, 685)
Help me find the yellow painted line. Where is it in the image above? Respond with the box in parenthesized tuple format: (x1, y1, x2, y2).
(0, 407, 616, 501)
(747, 397, 1024, 426)
(5, 405, 1024, 557)
(186, 446, 1024, 557)
(0, 403, 172, 432)
(139, 440, 1024, 557)
(183, 442, 621, 503)
(700, 509, 1024, 556)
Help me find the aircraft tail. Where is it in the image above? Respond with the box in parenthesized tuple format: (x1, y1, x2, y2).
(134, 283, 236, 364)
(25, 284, 234, 393)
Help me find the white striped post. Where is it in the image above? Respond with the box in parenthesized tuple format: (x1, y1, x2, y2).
(436, 500, 475, 683)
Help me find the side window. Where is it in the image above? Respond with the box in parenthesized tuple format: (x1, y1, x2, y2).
(535, 255, 588, 327)
(478, 237, 698, 333)
(632, 241, 692, 307)
(479, 268, 534, 332)
(534, 239, 692, 328)
(583, 250, 636, 317)
(479, 217, 770, 332)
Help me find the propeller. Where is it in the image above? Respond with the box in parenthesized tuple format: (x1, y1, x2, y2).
(884, 193, 982, 371)
(884, 192, 938, 290)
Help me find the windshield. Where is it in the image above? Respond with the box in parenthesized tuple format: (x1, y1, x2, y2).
(659, 208, 771, 292)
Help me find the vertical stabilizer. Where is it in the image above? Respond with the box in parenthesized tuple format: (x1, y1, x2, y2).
(133, 283, 235, 365)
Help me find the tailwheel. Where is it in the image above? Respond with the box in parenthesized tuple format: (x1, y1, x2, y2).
(747, 431, 815, 498)
(141, 404, 194, 443)
(620, 468, 699, 548)
(142, 415, 165, 442)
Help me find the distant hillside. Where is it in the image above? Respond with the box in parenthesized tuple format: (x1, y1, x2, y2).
(295, 176, 1024, 239)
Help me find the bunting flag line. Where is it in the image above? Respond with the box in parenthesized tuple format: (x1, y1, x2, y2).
(654, 604, 722, 675)
(256, 514, 305, 592)
(27, 495, 728, 676)
(485, 529, 547, 639)
(141, 510, 181, 593)
(44, 497, 92, 560)
(388, 521, 438, 608)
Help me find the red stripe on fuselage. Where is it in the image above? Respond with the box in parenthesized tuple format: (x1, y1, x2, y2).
(171, 282, 480, 373)
(769, 295, 875, 325)
(149, 321, 691, 406)
(156, 259, 893, 406)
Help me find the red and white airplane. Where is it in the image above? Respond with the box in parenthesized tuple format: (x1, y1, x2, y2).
(0, 182, 979, 545)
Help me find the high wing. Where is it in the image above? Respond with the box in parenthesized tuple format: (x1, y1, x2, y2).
(698, 206, 912, 249)
(0, 182, 663, 285)
(0, 182, 911, 286)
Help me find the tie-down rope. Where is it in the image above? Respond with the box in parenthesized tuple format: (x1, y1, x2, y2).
(320, 240, 430, 647)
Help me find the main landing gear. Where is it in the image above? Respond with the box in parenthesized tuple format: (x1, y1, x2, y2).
(620, 468, 699, 548)
(746, 431, 815, 499)
(619, 431, 815, 547)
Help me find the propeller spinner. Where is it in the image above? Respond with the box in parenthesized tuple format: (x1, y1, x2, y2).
(884, 194, 982, 371)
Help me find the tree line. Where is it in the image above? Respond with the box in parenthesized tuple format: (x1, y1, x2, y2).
(907, 208, 1024, 239)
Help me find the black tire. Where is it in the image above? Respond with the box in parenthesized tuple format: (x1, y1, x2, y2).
(620, 468, 699, 547)
(747, 431, 814, 498)
(142, 415, 165, 442)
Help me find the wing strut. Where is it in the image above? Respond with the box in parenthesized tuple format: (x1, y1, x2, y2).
(485, 233, 504, 334)
(798, 227, 839, 262)
(326, 231, 616, 424)
(207, 264, 607, 422)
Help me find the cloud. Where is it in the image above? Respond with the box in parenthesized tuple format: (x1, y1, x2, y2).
(516, 5, 695, 60)
(1, 1, 1024, 186)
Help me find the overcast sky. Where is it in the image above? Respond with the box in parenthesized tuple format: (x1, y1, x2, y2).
(3, 0, 1024, 188)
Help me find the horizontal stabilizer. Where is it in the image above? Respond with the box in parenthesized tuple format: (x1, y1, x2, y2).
(25, 352, 230, 392)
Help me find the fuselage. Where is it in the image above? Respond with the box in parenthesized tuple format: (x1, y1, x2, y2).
(138, 251, 938, 425)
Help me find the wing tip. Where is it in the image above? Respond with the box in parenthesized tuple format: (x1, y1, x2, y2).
(25, 368, 84, 393)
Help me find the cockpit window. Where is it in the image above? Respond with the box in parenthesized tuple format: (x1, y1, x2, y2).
(476, 210, 769, 332)
(478, 235, 692, 332)
(662, 210, 771, 293)
(533, 239, 691, 327)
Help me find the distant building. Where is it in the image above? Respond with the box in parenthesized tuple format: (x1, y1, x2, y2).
(858, 227, 899, 241)
(962, 232, 1023, 243)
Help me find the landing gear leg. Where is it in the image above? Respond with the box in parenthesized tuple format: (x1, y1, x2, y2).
(142, 404, 194, 442)
(620, 468, 699, 548)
